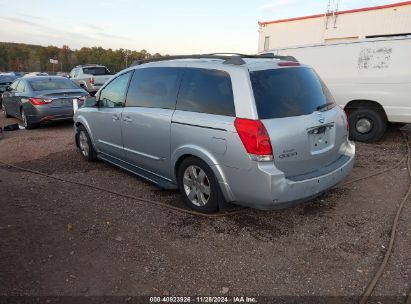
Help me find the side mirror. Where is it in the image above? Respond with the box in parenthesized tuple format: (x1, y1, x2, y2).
(84, 96, 97, 107)
(5, 86, 12, 92)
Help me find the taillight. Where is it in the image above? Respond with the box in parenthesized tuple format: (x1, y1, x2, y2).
(29, 98, 51, 106)
(89, 77, 94, 85)
(234, 118, 273, 161)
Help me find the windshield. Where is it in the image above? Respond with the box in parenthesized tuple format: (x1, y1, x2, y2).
(250, 67, 335, 120)
(28, 78, 80, 91)
(82, 67, 110, 76)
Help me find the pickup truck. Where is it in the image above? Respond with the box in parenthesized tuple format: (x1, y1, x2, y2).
(69, 65, 112, 95)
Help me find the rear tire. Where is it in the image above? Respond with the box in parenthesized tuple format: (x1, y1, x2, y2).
(77, 125, 96, 162)
(348, 108, 386, 142)
(177, 157, 220, 213)
(21, 109, 35, 129)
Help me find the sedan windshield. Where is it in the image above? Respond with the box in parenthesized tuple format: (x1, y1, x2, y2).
(28, 78, 80, 91)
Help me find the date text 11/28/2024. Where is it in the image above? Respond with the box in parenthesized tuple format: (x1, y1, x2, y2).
(149, 296, 257, 303)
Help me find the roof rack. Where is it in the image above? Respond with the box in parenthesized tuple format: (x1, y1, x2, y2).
(131, 53, 298, 67)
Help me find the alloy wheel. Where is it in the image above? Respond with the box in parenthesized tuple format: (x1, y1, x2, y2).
(183, 165, 211, 207)
(21, 110, 28, 128)
(79, 131, 89, 158)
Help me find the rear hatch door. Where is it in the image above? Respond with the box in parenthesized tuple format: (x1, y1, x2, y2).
(82, 66, 112, 86)
(250, 66, 349, 178)
(93, 75, 112, 86)
(262, 109, 347, 178)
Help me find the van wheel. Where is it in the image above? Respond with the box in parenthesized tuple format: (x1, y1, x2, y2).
(348, 108, 386, 142)
(77, 125, 96, 161)
(177, 157, 219, 213)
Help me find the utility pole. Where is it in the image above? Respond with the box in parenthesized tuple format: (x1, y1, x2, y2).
(124, 50, 131, 68)
(325, 0, 340, 29)
(333, 0, 340, 28)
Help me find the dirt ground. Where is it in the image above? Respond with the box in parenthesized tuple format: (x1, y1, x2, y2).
(0, 114, 410, 300)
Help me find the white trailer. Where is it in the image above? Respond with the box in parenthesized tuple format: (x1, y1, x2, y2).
(263, 36, 411, 142)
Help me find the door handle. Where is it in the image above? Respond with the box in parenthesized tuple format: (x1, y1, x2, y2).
(112, 115, 120, 121)
(123, 116, 133, 123)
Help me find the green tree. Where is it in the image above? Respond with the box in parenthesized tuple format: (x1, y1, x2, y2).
(0, 42, 162, 73)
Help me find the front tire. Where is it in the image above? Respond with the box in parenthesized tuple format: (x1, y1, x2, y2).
(177, 157, 219, 213)
(348, 108, 386, 142)
(77, 125, 96, 162)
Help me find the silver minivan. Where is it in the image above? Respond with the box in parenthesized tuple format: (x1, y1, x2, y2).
(74, 54, 355, 213)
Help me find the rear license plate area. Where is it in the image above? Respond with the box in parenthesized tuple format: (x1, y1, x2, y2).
(308, 123, 334, 153)
(50, 99, 73, 108)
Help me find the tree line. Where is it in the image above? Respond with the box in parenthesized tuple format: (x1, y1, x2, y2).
(0, 42, 163, 74)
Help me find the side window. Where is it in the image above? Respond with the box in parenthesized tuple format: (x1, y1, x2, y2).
(99, 71, 132, 108)
(10, 80, 20, 91)
(176, 68, 235, 116)
(125, 67, 181, 109)
(69, 69, 76, 78)
(16, 81, 26, 92)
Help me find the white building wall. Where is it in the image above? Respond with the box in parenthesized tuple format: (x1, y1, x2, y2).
(258, 3, 411, 51)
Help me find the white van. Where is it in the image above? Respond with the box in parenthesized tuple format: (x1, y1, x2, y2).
(263, 36, 411, 142)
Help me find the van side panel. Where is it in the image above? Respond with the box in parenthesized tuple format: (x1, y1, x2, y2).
(274, 37, 411, 123)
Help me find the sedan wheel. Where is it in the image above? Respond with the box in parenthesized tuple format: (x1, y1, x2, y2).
(21, 110, 28, 128)
(20, 109, 34, 129)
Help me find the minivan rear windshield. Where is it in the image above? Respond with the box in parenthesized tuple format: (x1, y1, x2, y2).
(82, 67, 110, 75)
(250, 67, 335, 120)
(28, 78, 80, 91)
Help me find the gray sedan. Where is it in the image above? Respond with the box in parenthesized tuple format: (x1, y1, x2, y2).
(2, 76, 88, 129)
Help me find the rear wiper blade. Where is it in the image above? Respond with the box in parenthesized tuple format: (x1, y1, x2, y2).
(316, 102, 335, 111)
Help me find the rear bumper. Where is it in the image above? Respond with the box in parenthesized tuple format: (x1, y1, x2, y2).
(27, 106, 74, 124)
(218, 141, 355, 210)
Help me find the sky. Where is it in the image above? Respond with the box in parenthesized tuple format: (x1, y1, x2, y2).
(0, 0, 397, 54)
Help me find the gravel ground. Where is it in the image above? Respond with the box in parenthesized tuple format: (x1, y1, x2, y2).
(0, 115, 410, 299)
